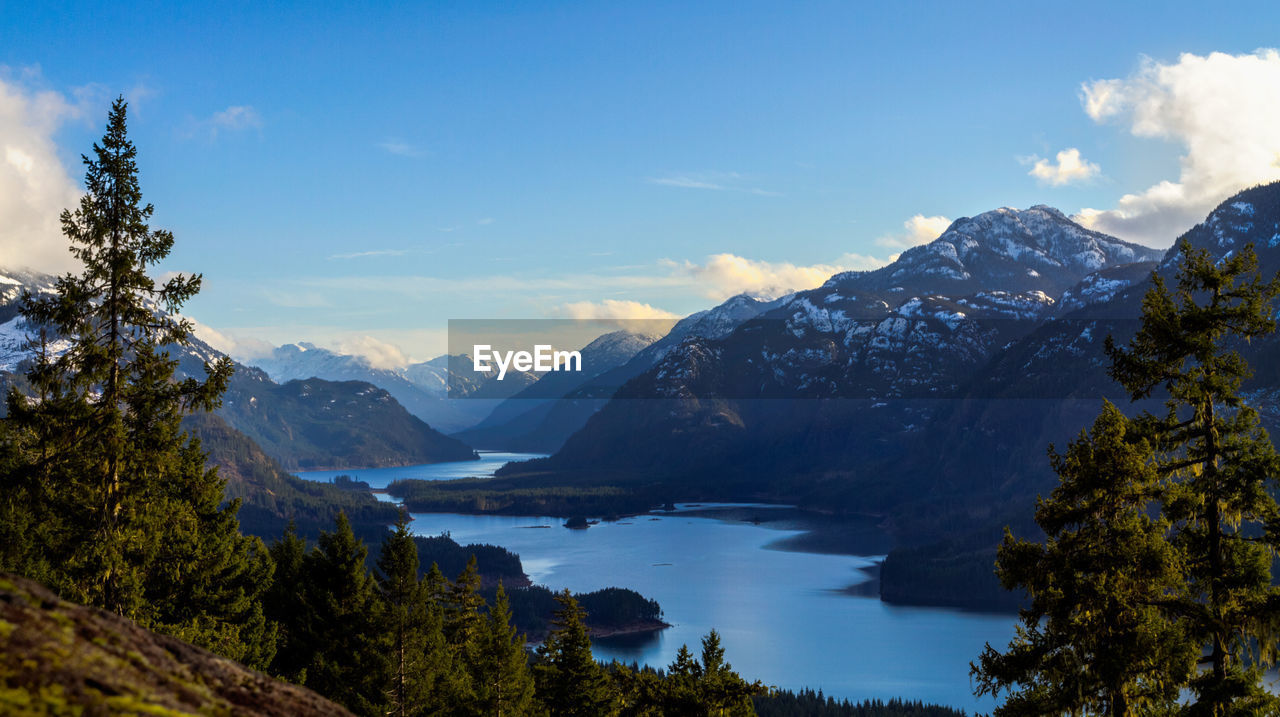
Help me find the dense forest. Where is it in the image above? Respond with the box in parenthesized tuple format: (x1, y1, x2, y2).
(753, 691, 967, 717)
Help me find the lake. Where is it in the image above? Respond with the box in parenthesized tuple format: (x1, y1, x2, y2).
(299, 455, 1016, 711)
(294, 451, 544, 487)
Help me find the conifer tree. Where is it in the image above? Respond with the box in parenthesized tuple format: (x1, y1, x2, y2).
(534, 589, 613, 716)
(266, 522, 310, 682)
(300, 512, 390, 716)
(972, 402, 1196, 716)
(446, 554, 486, 646)
(695, 630, 761, 715)
(1, 97, 269, 663)
(377, 511, 435, 717)
(648, 645, 701, 716)
(1107, 241, 1280, 713)
(464, 583, 536, 716)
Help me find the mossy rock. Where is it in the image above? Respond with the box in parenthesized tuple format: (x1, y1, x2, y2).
(0, 572, 350, 716)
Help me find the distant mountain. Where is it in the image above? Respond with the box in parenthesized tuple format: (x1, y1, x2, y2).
(249, 344, 537, 433)
(187, 357, 478, 471)
(453, 329, 661, 450)
(455, 294, 792, 452)
(0, 277, 477, 472)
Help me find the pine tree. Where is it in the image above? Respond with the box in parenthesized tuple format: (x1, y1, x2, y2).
(377, 510, 436, 717)
(446, 554, 486, 646)
(534, 589, 613, 716)
(464, 583, 536, 716)
(1, 97, 270, 663)
(695, 630, 761, 716)
(972, 402, 1197, 716)
(1107, 241, 1280, 713)
(266, 522, 311, 682)
(299, 512, 390, 716)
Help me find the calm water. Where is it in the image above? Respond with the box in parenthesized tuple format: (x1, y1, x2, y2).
(297, 451, 547, 501)
(299, 457, 1015, 710)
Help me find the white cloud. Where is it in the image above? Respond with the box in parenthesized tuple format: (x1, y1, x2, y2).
(332, 335, 409, 370)
(1076, 49, 1280, 246)
(831, 252, 896, 271)
(668, 253, 870, 301)
(0, 74, 89, 273)
(875, 214, 952, 250)
(1026, 148, 1100, 186)
(554, 299, 680, 320)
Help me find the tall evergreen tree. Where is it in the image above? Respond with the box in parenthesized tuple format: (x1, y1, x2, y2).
(266, 521, 311, 682)
(464, 582, 536, 716)
(446, 554, 486, 647)
(377, 510, 436, 717)
(299, 512, 390, 717)
(1, 97, 270, 664)
(534, 589, 613, 716)
(1107, 241, 1280, 713)
(972, 402, 1197, 716)
(695, 630, 761, 716)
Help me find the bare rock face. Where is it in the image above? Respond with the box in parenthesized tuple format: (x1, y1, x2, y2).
(0, 572, 351, 717)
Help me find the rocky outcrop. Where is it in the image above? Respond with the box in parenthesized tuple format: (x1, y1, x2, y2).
(0, 573, 350, 716)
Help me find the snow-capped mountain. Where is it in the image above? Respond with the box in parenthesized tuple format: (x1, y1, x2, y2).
(453, 329, 662, 449)
(0, 273, 476, 469)
(454, 294, 792, 451)
(598, 205, 1159, 403)
(508, 203, 1163, 482)
(246, 343, 539, 433)
(825, 205, 1159, 297)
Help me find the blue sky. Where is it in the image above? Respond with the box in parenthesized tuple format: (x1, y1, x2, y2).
(5, 1, 1280, 363)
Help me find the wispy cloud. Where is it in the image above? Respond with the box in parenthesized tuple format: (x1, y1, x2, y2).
(260, 288, 332, 309)
(1022, 148, 1100, 186)
(378, 138, 427, 158)
(328, 249, 412, 260)
(290, 247, 895, 305)
(476, 217, 495, 226)
(210, 105, 261, 132)
(182, 104, 263, 140)
(1075, 49, 1280, 246)
(647, 171, 780, 197)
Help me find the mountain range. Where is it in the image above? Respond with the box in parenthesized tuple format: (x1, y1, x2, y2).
(477, 192, 1280, 608)
(249, 344, 538, 434)
(9, 184, 1280, 611)
(0, 296, 477, 474)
